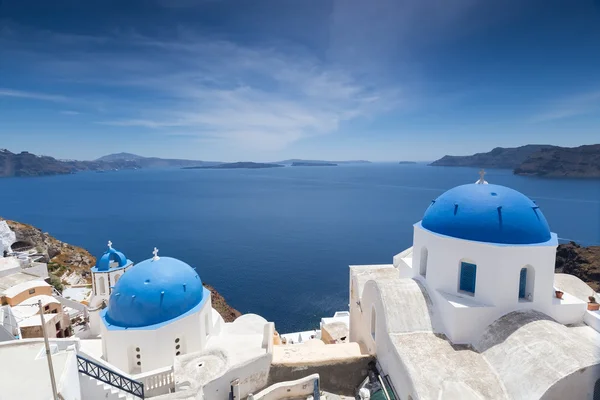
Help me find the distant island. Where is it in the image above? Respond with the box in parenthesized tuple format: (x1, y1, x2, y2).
(398, 161, 417, 164)
(183, 162, 284, 170)
(430, 144, 600, 178)
(291, 162, 337, 167)
(0, 150, 375, 178)
(96, 152, 221, 169)
(274, 159, 370, 165)
(0, 149, 141, 177)
(0, 149, 222, 178)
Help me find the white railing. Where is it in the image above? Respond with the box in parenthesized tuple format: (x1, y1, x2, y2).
(135, 365, 175, 398)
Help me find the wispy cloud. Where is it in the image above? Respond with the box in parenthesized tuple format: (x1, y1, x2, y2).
(530, 90, 600, 122)
(60, 110, 81, 115)
(1, 28, 406, 150)
(0, 88, 68, 102)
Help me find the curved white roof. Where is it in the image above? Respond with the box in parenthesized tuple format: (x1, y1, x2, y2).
(351, 266, 600, 400)
(476, 310, 600, 399)
(2, 280, 50, 298)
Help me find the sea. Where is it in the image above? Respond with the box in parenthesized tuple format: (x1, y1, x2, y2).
(1, 163, 599, 332)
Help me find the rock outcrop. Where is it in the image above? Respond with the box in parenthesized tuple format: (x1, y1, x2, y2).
(430, 144, 600, 178)
(514, 144, 600, 178)
(430, 145, 557, 169)
(204, 284, 242, 322)
(0, 149, 139, 178)
(556, 242, 600, 291)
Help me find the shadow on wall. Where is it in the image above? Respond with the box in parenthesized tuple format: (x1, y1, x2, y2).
(267, 355, 375, 396)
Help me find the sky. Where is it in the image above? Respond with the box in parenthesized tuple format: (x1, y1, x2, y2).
(0, 0, 599, 162)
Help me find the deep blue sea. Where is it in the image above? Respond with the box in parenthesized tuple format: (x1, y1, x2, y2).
(1, 164, 599, 332)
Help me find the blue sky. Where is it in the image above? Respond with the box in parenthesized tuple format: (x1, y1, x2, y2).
(1, 0, 599, 161)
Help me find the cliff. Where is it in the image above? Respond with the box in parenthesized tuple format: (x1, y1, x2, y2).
(1, 149, 74, 177)
(0, 149, 139, 177)
(1, 218, 241, 321)
(514, 144, 600, 177)
(430, 145, 558, 169)
(430, 144, 600, 178)
(556, 242, 600, 291)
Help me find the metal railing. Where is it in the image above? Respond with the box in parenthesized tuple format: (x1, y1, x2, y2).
(77, 355, 144, 398)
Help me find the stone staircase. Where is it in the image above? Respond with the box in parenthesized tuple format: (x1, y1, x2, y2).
(80, 374, 139, 400)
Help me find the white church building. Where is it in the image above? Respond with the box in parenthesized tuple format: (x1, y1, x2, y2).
(1, 174, 599, 400)
(350, 175, 600, 399)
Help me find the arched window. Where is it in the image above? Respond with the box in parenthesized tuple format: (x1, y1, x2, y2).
(419, 247, 428, 277)
(370, 306, 377, 340)
(594, 378, 600, 400)
(519, 266, 535, 301)
(459, 261, 477, 295)
(98, 276, 106, 295)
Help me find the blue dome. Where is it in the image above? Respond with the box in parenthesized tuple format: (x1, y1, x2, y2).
(96, 248, 128, 271)
(421, 184, 552, 245)
(104, 256, 204, 328)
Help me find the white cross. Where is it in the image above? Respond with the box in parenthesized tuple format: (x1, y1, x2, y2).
(476, 169, 488, 184)
(108, 240, 113, 249)
(152, 247, 160, 260)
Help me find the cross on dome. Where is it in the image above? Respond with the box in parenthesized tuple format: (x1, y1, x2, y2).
(108, 240, 113, 249)
(152, 247, 160, 261)
(476, 169, 488, 185)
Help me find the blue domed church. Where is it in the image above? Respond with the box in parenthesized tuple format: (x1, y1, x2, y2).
(98, 248, 212, 374)
(409, 181, 563, 343)
(349, 174, 598, 400)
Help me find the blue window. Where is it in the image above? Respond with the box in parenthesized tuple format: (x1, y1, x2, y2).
(459, 262, 477, 294)
(519, 268, 527, 299)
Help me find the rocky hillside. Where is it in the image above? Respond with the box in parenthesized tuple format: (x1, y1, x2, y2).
(1, 149, 73, 177)
(556, 242, 600, 291)
(2, 218, 96, 288)
(430, 145, 557, 169)
(430, 144, 600, 178)
(0, 149, 139, 177)
(1, 218, 241, 321)
(514, 144, 600, 177)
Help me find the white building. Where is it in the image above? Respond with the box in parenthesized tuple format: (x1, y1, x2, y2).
(100, 250, 213, 374)
(350, 179, 600, 399)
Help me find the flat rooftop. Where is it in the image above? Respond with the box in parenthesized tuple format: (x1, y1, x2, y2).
(0, 272, 44, 293)
(0, 341, 73, 400)
(0, 257, 20, 274)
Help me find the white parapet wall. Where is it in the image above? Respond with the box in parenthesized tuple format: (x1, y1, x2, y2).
(247, 373, 319, 400)
(134, 365, 175, 398)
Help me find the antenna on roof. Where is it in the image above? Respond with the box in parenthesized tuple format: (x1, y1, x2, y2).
(107, 240, 113, 249)
(152, 247, 160, 261)
(476, 169, 488, 185)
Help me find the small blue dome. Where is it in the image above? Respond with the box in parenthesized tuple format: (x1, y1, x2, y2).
(104, 257, 204, 328)
(96, 248, 128, 271)
(421, 184, 552, 245)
